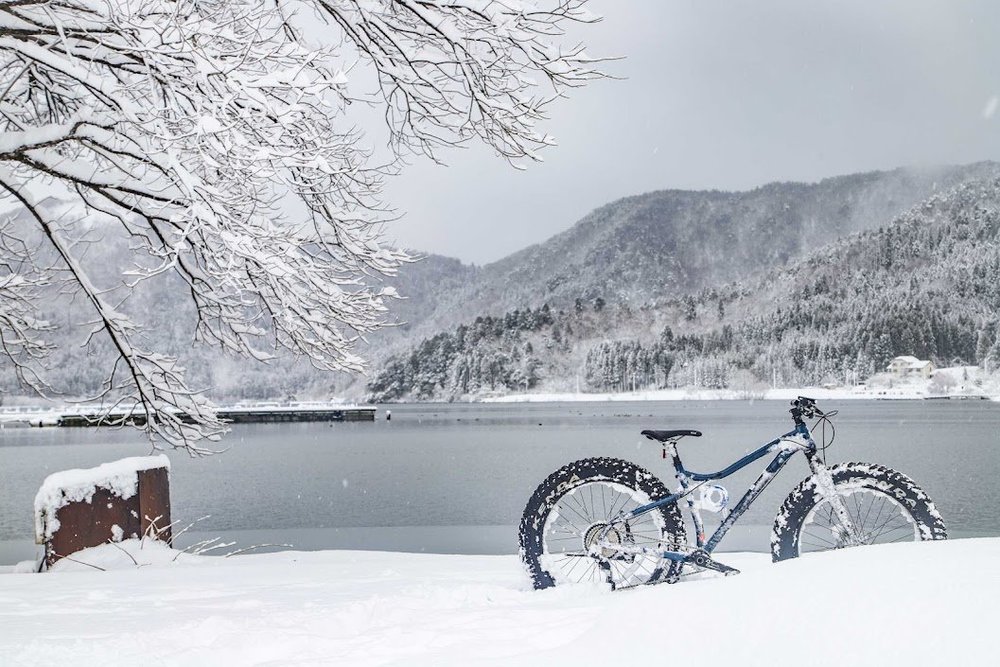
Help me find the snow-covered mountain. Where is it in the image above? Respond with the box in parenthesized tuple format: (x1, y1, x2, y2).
(369, 171, 1000, 400)
(380, 163, 999, 344)
(4, 163, 999, 404)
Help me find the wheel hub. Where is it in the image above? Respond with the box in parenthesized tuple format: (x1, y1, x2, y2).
(584, 522, 622, 558)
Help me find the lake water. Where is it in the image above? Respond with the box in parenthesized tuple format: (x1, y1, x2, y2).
(1, 400, 998, 564)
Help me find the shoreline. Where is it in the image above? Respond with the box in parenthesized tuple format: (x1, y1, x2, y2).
(481, 386, 998, 403)
(3, 381, 997, 422)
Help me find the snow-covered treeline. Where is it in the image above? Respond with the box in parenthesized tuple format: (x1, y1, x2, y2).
(584, 339, 674, 392)
(367, 304, 567, 401)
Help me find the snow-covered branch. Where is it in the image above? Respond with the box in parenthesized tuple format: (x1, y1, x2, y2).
(306, 0, 602, 161)
(0, 0, 602, 453)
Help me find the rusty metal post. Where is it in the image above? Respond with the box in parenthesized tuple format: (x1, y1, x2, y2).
(38, 459, 171, 568)
(137, 466, 172, 543)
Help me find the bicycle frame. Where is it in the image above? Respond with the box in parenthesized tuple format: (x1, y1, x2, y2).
(614, 421, 820, 558)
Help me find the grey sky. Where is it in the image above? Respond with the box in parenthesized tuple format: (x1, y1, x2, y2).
(380, 0, 1000, 265)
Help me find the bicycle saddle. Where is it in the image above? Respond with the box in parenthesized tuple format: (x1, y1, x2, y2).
(640, 429, 702, 442)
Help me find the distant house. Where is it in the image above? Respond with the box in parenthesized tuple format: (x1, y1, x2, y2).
(887, 356, 936, 379)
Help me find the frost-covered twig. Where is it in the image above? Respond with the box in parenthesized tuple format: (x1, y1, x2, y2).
(108, 540, 138, 567)
(173, 537, 220, 561)
(52, 553, 106, 572)
(172, 536, 237, 560)
(139, 514, 171, 549)
(190, 541, 237, 556)
(169, 515, 212, 544)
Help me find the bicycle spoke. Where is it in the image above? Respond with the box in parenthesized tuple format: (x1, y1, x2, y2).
(560, 500, 593, 528)
(564, 553, 587, 577)
(872, 524, 912, 543)
(568, 489, 594, 524)
(801, 530, 838, 547)
(866, 496, 889, 539)
(865, 504, 906, 542)
(850, 492, 862, 526)
(551, 520, 586, 542)
(886, 532, 919, 544)
(860, 490, 878, 531)
(606, 488, 628, 519)
(802, 538, 837, 550)
(868, 517, 913, 543)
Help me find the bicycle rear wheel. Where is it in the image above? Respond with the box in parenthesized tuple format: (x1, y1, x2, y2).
(518, 457, 686, 590)
(771, 462, 947, 561)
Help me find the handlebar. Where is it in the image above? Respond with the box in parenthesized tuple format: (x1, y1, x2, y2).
(790, 396, 825, 424)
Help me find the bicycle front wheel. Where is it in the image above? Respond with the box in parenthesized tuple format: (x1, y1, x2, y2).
(518, 457, 686, 590)
(771, 462, 947, 562)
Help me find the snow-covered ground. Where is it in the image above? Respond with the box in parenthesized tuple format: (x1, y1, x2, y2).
(1, 538, 995, 666)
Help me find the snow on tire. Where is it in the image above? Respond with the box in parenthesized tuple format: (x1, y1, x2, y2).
(771, 462, 947, 562)
(518, 457, 686, 590)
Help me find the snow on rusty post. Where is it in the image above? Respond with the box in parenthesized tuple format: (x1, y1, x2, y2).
(34, 457, 172, 569)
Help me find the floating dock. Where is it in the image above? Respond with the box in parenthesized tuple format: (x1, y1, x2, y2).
(0, 403, 376, 428)
(923, 395, 990, 401)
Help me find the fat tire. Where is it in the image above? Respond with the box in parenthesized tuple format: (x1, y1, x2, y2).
(518, 457, 686, 590)
(771, 462, 947, 562)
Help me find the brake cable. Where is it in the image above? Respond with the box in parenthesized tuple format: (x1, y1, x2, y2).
(812, 409, 838, 465)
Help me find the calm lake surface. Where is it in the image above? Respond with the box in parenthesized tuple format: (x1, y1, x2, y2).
(2, 400, 998, 564)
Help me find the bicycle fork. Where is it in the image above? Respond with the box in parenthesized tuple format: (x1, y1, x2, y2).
(806, 453, 864, 546)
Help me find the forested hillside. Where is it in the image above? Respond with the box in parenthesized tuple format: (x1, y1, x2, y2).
(385, 163, 999, 344)
(367, 177, 1000, 400)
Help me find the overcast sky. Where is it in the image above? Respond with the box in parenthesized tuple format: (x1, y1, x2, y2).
(380, 0, 1000, 265)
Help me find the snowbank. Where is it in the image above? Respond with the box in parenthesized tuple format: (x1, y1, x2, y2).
(33, 455, 170, 542)
(1, 538, 995, 665)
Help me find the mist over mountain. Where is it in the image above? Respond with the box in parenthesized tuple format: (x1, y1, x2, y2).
(3, 163, 999, 404)
(380, 163, 999, 346)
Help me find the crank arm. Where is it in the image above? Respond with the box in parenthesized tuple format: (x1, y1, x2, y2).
(685, 549, 740, 576)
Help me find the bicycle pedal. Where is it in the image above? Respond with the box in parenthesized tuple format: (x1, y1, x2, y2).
(685, 550, 741, 576)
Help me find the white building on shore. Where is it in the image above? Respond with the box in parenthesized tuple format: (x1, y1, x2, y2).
(887, 355, 936, 379)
